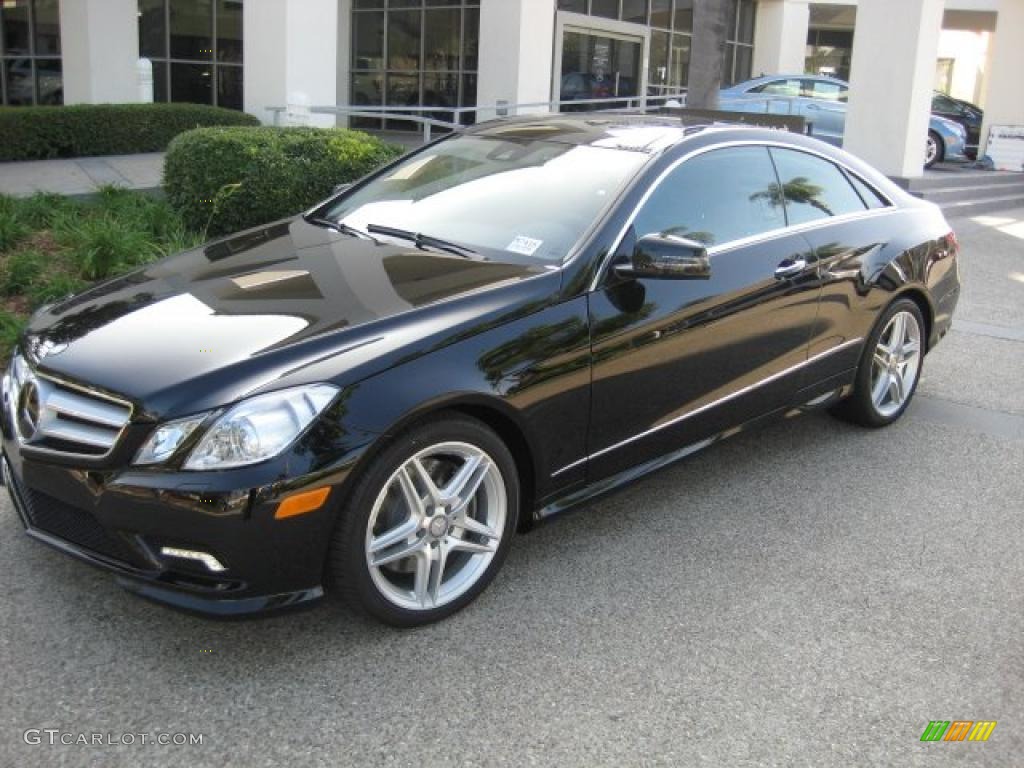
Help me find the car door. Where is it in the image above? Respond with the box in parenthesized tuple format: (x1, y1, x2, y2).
(584, 146, 822, 481)
(800, 79, 847, 146)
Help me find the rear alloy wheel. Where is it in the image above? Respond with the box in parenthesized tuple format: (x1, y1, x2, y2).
(832, 298, 925, 428)
(925, 131, 943, 168)
(330, 415, 518, 626)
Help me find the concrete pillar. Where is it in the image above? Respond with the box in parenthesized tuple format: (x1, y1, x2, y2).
(844, 0, 944, 179)
(752, 0, 810, 77)
(59, 0, 140, 104)
(477, 0, 557, 121)
(687, 0, 731, 109)
(244, 0, 340, 127)
(978, 0, 1024, 157)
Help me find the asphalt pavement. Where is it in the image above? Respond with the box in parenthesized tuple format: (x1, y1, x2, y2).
(1, 208, 1022, 768)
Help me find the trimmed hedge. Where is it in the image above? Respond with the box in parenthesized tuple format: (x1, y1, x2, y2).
(0, 103, 260, 162)
(163, 127, 405, 237)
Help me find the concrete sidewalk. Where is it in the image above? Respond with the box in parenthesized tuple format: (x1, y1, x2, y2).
(0, 153, 165, 198)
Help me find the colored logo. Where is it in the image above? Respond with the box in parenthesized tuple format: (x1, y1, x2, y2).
(920, 721, 997, 742)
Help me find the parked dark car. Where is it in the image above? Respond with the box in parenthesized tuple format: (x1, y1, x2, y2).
(2, 116, 960, 626)
(931, 91, 983, 158)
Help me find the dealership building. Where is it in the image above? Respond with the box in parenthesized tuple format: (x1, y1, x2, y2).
(0, 0, 1021, 177)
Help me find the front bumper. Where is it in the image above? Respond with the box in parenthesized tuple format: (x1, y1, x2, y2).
(1, 436, 351, 617)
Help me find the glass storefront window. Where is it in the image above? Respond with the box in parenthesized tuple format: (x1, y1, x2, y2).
(352, 1, 480, 131)
(0, 0, 62, 105)
(140, 0, 244, 110)
(169, 0, 213, 60)
(424, 8, 460, 72)
(557, 0, 755, 97)
(216, 0, 243, 63)
(33, 0, 59, 55)
(1, 0, 30, 55)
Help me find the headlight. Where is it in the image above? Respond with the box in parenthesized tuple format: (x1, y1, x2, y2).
(134, 414, 208, 465)
(183, 384, 338, 470)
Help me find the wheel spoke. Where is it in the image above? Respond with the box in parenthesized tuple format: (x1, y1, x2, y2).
(368, 517, 419, 555)
(395, 467, 425, 519)
(445, 455, 491, 512)
(413, 544, 449, 608)
(888, 372, 905, 404)
(454, 513, 500, 541)
(901, 339, 920, 361)
(872, 371, 890, 406)
(447, 536, 496, 556)
(370, 532, 425, 567)
(873, 350, 889, 369)
(889, 313, 906, 350)
(409, 457, 442, 505)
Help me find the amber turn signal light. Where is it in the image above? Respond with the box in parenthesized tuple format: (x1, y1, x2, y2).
(275, 486, 331, 519)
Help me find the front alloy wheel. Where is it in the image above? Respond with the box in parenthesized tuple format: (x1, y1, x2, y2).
(330, 415, 518, 626)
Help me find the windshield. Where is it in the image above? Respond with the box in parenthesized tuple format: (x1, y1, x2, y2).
(322, 135, 649, 263)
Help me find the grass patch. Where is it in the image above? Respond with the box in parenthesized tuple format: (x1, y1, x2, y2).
(0, 187, 203, 362)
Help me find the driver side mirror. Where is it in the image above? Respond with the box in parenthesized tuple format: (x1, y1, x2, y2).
(614, 234, 712, 280)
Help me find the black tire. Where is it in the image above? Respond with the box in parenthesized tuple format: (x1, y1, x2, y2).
(925, 130, 944, 168)
(328, 413, 519, 627)
(831, 298, 926, 428)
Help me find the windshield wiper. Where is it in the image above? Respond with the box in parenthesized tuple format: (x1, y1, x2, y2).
(306, 216, 374, 241)
(366, 224, 480, 259)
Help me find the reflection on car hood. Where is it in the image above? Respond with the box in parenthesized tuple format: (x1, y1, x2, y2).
(22, 217, 553, 417)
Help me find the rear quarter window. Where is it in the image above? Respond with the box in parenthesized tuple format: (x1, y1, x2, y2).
(768, 148, 868, 225)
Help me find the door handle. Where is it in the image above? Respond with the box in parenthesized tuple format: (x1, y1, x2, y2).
(805, 103, 821, 110)
(774, 258, 807, 279)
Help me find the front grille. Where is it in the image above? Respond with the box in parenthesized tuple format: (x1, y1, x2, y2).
(6, 354, 132, 457)
(13, 475, 145, 567)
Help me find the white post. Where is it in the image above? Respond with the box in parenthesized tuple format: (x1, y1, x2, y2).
(60, 0, 140, 104)
(137, 58, 154, 104)
(751, 0, 810, 77)
(477, 0, 557, 121)
(978, 0, 1024, 159)
(844, 0, 945, 179)
(244, 0, 340, 127)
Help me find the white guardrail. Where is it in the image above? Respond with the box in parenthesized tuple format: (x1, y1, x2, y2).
(266, 92, 690, 145)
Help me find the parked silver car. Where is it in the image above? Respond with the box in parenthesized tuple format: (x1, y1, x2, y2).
(718, 75, 968, 168)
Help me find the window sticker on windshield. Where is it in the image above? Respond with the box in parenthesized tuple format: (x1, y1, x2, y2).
(507, 236, 543, 256)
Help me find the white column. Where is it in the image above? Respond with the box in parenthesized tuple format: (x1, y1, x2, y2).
(477, 0, 557, 121)
(844, 0, 945, 179)
(751, 0, 810, 77)
(59, 0, 140, 104)
(978, 0, 1024, 157)
(244, 0, 340, 127)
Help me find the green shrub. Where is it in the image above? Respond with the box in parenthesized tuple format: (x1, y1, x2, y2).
(0, 210, 30, 252)
(56, 215, 158, 280)
(28, 271, 89, 308)
(0, 310, 24, 353)
(1, 250, 44, 294)
(164, 126, 404, 237)
(6, 191, 79, 230)
(0, 103, 260, 162)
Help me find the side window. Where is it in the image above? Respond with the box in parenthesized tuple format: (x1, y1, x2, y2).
(767, 148, 868, 225)
(802, 79, 844, 102)
(751, 79, 801, 97)
(631, 147, 786, 247)
(845, 171, 890, 210)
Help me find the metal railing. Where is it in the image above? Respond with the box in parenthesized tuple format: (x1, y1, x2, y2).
(266, 92, 689, 145)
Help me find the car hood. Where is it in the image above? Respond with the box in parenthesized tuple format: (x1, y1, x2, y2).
(22, 217, 555, 419)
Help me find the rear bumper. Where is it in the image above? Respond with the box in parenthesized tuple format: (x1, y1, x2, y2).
(1, 440, 355, 617)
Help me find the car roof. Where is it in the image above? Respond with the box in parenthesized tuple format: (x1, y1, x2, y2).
(725, 74, 849, 90)
(466, 114, 713, 154)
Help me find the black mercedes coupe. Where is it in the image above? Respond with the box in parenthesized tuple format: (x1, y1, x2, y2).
(2, 116, 960, 626)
